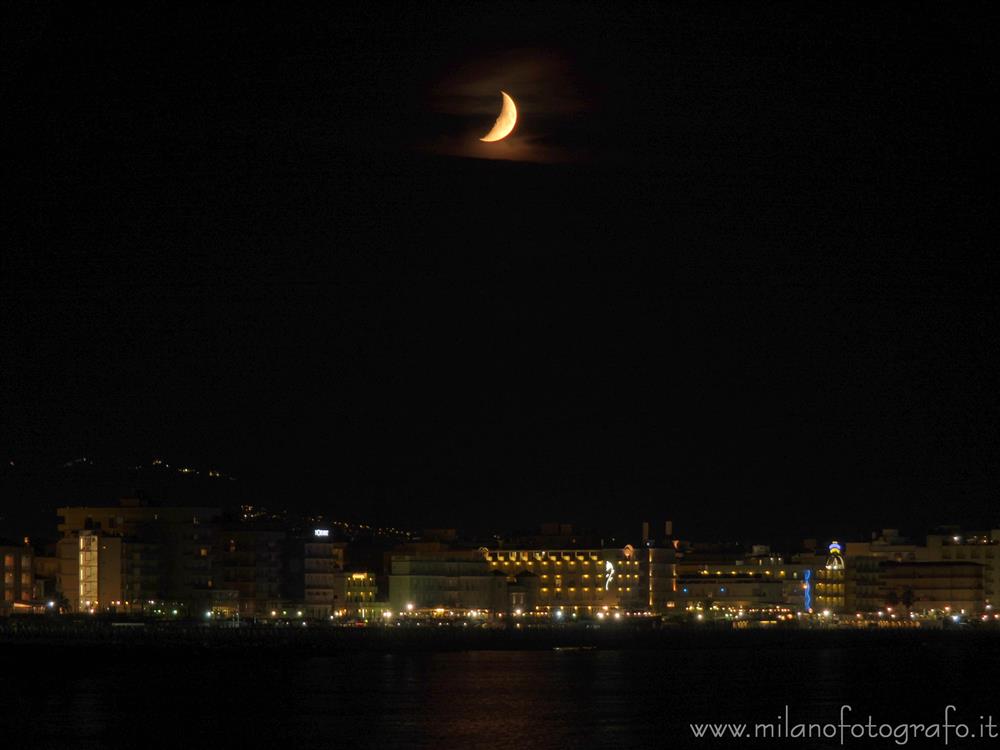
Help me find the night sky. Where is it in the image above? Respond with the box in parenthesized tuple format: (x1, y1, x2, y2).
(3, 4, 997, 543)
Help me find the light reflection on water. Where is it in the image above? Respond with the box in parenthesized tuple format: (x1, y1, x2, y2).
(2, 642, 996, 749)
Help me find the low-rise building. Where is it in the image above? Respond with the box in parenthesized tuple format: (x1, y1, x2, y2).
(332, 571, 379, 617)
(1, 541, 34, 615)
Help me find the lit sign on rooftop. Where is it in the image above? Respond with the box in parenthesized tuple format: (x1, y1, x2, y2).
(314, 529, 330, 537)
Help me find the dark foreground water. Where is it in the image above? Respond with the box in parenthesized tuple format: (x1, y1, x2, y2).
(3, 631, 999, 749)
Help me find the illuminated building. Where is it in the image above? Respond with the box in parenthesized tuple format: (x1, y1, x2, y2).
(676, 575, 784, 610)
(0, 542, 34, 616)
(55, 500, 222, 613)
(331, 571, 380, 618)
(675, 547, 812, 615)
(480, 546, 645, 614)
(388, 551, 508, 616)
(56, 532, 122, 613)
(813, 542, 846, 613)
(647, 545, 680, 612)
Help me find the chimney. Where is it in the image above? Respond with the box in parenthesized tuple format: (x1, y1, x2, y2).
(665, 520, 673, 537)
(642, 521, 650, 541)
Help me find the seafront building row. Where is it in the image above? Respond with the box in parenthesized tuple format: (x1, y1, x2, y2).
(2, 501, 998, 623)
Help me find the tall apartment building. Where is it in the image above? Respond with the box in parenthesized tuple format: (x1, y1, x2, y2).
(55, 500, 221, 613)
(216, 527, 285, 617)
(285, 529, 348, 617)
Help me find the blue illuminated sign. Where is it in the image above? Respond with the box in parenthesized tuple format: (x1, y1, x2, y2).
(803, 569, 813, 612)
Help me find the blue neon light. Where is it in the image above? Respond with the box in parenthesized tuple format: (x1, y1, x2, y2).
(804, 569, 813, 612)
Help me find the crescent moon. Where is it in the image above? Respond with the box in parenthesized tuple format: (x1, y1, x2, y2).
(480, 91, 517, 142)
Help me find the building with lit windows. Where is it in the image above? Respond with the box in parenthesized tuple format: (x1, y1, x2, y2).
(0, 542, 34, 616)
(331, 571, 380, 618)
(55, 500, 221, 613)
(676, 547, 812, 614)
(845, 528, 999, 614)
(56, 532, 123, 613)
(481, 546, 646, 615)
(813, 542, 846, 613)
(647, 545, 680, 612)
(676, 575, 785, 611)
(678, 563, 811, 613)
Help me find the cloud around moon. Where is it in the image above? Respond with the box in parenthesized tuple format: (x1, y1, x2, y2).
(424, 49, 594, 163)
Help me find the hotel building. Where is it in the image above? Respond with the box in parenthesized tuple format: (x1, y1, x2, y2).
(480, 546, 646, 615)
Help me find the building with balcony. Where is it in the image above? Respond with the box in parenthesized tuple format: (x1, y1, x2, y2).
(480, 546, 646, 614)
(879, 561, 984, 615)
(55, 500, 221, 613)
(332, 571, 379, 617)
(675, 546, 813, 614)
(216, 527, 285, 617)
(389, 552, 508, 616)
(845, 528, 998, 613)
(286, 529, 348, 617)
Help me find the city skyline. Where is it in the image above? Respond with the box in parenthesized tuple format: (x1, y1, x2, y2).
(4, 6, 999, 746)
(4, 494, 999, 623)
